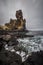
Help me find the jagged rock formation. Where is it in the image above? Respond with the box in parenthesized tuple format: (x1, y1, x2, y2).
(0, 10, 26, 31)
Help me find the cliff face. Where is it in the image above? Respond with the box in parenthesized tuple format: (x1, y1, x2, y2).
(0, 10, 26, 31)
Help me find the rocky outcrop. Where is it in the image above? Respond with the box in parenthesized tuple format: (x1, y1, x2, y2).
(0, 10, 26, 31)
(0, 40, 22, 65)
(22, 51, 43, 65)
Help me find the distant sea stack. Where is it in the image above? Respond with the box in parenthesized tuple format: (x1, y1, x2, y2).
(0, 10, 26, 31)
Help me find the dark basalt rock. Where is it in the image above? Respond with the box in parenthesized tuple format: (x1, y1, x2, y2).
(8, 37, 19, 46)
(0, 41, 22, 65)
(22, 51, 43, 65)
(0, 35, 19, 46)
(0, 51, 22, 65)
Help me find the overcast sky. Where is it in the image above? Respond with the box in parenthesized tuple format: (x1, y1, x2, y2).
(0, 0, 43, 30)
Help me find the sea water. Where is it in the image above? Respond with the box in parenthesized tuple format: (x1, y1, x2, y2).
(17, 35, 43, 61)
